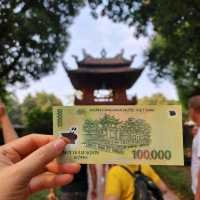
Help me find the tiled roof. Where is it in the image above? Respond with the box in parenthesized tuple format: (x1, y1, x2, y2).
(72, 49, 135, 67)
(78, 55, 132, 66)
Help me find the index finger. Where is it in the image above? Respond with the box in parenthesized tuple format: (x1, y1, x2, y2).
(0, 134, 55, 159)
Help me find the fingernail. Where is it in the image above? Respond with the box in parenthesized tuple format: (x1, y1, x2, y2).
(60, 136, 70, 144)
(54, 139, 66, 152)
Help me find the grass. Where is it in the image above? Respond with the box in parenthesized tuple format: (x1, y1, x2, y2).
(154, 166, 193, 200)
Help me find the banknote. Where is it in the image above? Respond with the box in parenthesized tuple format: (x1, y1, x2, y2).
(53, 105, 183, 165)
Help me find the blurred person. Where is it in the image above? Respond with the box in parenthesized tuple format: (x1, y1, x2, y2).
(0, 101, 18, 143)
(192, 125, 198, 138)
(189, 95, 200, 199)
(104, 164, 180, 200)
(60, 164, 97, 200)
(0, 134, 80, 200)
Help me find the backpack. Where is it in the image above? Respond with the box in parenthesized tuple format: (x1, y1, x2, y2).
(120, 165, 164, 200)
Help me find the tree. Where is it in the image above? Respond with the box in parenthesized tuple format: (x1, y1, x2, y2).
(0, 0, 85, 97)
(146, 34, 200, 107)
(138, 93, 179, 105)
(21, 92, 62, 133)
(89, 0, 200, 104)
(138, 93, 188, 120)
(2, 1, 199, 105)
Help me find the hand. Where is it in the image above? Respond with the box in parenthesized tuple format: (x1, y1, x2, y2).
(194, 189, 200, 200)
(0, 102, 6, 119)
(0, 134, 80, 200)
(195, 193, 200, 200)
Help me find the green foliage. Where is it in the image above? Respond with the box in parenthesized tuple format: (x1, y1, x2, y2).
(137, 93, 189, 120)
(22, 92, 62, 133)
(88, 0, 151, 36)
(138, 93, 179, 105)
(90, 0, 200, 106)
(90, 0, 200, 72)
(28, 190, 49, 200)
(0, 0, 85, 97)
(99, 114, 120, 130)
(154, 166, 193, 200)
(24, 107, 53, 133)
(83, 119, 98, 134)
(147, 34, 200, 107)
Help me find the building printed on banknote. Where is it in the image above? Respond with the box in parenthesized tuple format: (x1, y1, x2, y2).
(82, 114, 151, 153)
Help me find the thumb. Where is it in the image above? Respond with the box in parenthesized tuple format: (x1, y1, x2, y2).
(15, 138, 67, 178)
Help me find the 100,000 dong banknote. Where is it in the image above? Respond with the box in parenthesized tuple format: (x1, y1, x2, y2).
(53, 105, 184, 165)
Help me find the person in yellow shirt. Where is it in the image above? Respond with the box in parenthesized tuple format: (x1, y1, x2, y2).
(104, 164, 179, 200)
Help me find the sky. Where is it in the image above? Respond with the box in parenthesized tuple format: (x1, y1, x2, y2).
(13, 6, 178, 105)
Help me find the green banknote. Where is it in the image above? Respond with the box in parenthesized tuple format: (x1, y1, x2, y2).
(53, 105, 183, 165)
